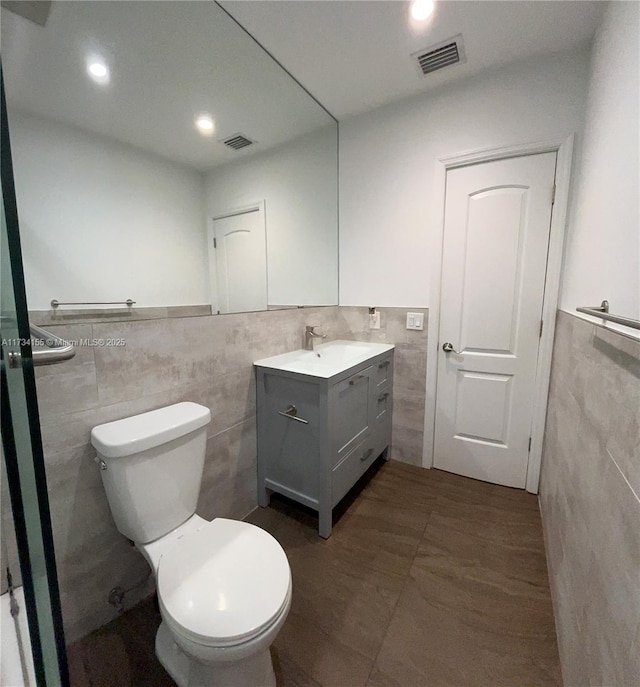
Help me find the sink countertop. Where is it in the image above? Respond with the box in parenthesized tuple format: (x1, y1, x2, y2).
(253, 339, 394, 379)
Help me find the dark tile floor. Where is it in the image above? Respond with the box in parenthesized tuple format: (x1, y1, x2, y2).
(66, 460, 562, 687)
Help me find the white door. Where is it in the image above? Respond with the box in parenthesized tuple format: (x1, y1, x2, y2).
(434, 153, 556, 488)
(210, 204, 267, 313)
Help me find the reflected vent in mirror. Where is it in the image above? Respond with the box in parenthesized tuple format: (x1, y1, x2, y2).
(1, 1, 52, 26)
(412, 34, 465, 76)
(222, 133, 255, 150)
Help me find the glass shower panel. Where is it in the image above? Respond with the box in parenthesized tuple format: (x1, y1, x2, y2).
(1, 71, 69, 686)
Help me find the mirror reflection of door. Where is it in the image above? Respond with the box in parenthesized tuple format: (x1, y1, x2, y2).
(1, 1, 338, 316)
(210, 203, 267, 314)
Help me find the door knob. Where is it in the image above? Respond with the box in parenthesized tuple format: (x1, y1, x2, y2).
(442, 342, 460, 354)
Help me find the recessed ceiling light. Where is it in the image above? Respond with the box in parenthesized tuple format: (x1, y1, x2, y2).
(87, 60, 110, 85)
(411, 0, 435, 22)
(195, 114, 215, 136)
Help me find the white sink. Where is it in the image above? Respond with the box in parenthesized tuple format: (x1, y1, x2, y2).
(254, 340, 395, 378)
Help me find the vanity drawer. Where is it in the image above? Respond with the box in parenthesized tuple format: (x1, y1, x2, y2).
(374, 389, 392, 455)
(331, 439, 376, 507)
(375, 355, 393, 390)
(375, 389, 392, 424)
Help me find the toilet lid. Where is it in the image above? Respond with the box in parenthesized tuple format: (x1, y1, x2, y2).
(157, 518, 291, 647)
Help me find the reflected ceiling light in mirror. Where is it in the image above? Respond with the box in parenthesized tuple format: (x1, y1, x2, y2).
(195, 114, 215, 137)
(410, 0, 435, 22)
(87, 59, 110, 85)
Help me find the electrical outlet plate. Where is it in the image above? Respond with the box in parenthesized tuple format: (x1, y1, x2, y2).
(406, 312, 424, 330)
(369, 311, 381, 329)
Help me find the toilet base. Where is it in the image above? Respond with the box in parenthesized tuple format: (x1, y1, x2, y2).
(155, 622, 276, 687)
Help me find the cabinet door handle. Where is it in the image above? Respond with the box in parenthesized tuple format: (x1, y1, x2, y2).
(360, 448, 374, 462)
(349, 374, 366, 386)
(378, 360, 390, 369)
(377, 392, 390, 403)
(278, 405, 309, 424)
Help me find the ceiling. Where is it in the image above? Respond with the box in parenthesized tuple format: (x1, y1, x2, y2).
(1, 1, 332, 171)
(221, 0, 607, 119)
(1, 1, 606, 170)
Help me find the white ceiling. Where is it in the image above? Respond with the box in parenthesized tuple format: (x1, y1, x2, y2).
(2, 1, 606, 170)
(221, 0, 607, 119)
(1, 1, 333, 171)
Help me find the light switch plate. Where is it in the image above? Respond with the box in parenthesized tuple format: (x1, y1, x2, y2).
(406, 312, 424, 330)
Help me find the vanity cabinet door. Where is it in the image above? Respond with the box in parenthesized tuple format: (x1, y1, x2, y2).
(330, 365, 374, 467)
(258, 374, 321, 502)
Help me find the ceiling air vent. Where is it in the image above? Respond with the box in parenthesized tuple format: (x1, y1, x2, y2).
(222, 133, 255, 151)
(412, 34, 466, 77)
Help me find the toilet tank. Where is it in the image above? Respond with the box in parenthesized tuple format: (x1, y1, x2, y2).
(91, 402, 211, 544)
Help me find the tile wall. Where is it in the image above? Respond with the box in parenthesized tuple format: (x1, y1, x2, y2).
(12, 305, 428, 641)
(539, 310, 640, 686)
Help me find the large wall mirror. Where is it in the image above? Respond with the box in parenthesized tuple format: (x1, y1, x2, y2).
(1, 0, 338, 318)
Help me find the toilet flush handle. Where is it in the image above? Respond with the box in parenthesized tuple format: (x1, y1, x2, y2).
(94, 456, 108, 471)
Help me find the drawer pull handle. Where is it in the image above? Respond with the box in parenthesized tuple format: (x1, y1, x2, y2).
(361, 448, 374, 462)
(278, 405, 309, 424)
(378, 361, 390, 369)
(377, 392, 390, 403)
(349, 375, 366, 386)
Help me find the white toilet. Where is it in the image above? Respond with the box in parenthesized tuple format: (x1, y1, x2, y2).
(90, 402, 291, 687)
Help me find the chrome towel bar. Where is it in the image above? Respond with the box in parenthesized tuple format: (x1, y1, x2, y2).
(51, 299, 135, 308)
(576, 300, 640, 331)
(29, 323, 76, 366)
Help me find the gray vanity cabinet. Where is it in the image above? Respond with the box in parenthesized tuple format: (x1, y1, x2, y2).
(256, 349, 393, 538)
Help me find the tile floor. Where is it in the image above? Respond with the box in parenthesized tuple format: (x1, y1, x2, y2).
(66, 459, 562, 686)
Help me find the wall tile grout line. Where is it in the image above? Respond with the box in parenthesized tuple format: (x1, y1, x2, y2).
(606, 447, 640, 505)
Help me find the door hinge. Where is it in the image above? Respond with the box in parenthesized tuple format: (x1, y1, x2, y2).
(551, 184, 556, 205)
(539, 319, 544, 338)
(213, 237, 217, 249)
(528, 437, 532, 452)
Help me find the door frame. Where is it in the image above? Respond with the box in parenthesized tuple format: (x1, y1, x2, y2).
(422, 136, 575, 493)
(207, 200, 266, 313)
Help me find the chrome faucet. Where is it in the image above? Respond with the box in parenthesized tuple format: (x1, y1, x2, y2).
(305, 325, 327, 350)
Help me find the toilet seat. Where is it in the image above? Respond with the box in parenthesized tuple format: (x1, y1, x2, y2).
(157, 518, 291, 649)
